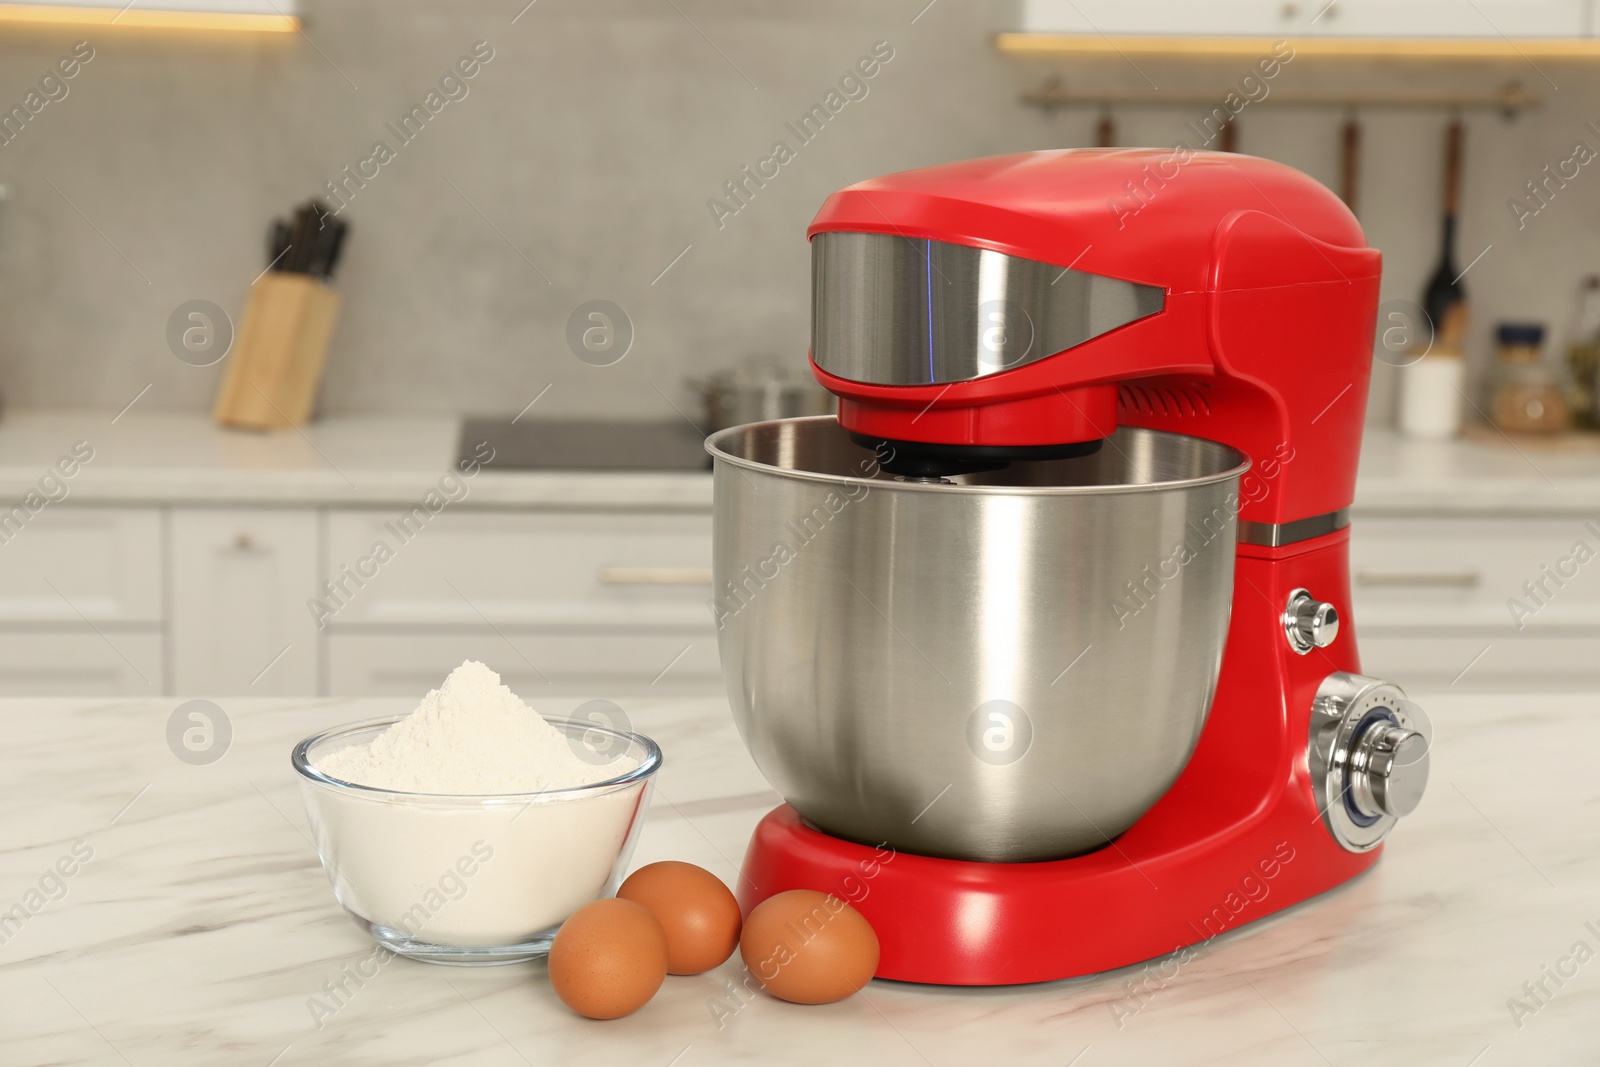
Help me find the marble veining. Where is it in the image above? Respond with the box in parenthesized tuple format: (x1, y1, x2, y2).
(1, 689, 1597, 1065)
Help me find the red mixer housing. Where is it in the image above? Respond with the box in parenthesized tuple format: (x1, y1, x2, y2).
(737, 150, 1428, 985)
(809, 148, 1379, 529)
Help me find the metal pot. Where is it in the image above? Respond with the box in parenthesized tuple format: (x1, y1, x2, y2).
(689, 370, 833, 433)
(706, 416, 1249, 862)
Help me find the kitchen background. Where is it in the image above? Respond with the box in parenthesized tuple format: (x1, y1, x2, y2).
(1, 0, 1597, 419)
(0, 0, 1595, 700)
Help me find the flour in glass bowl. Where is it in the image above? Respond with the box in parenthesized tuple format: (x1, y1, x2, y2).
(300, 660, 653, 953)
(317, 660, 637, 793)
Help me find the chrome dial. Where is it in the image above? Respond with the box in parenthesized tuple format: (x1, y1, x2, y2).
(1308, 672, 1431, 852)
(1284, 588, 1340, 654)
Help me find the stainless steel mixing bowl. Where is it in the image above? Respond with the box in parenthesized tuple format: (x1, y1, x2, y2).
(707, 416, 1249, 862)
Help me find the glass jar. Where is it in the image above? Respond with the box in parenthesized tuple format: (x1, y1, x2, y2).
(1490, 323, 1569, 434)
(1566, 276, 1600, 428)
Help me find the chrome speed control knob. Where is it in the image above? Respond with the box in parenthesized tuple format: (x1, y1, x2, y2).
(1308, 672, 1431, 852)
(1347, 723, 1430, 819)
(1283, 588, 1339, 654)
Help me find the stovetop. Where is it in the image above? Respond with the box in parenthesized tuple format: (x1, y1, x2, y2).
(457, 417, 710, 472)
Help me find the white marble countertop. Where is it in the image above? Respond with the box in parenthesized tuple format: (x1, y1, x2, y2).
(0, 407, 1596, 514)
(1354, 427, 1600, 516)
(3, 691, 1596, 1065)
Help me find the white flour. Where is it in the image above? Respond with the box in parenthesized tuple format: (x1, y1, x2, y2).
(302, 660, 652, 950)
(317, 660, 634, 794)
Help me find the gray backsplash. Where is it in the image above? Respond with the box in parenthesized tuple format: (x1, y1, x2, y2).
(0, 0, 1596, 426)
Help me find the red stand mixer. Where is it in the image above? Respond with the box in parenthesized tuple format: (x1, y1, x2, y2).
(705, 150, 1431, 985)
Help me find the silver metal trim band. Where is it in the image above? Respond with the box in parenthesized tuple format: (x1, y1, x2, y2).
(811, 231, 1164, 385)
(1238, 507, 1351, 548)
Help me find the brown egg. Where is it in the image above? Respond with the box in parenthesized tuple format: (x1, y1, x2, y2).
(739, 890, 879, 1004)
(548, 898, 669, 1020)
(617, 861, 742, 975)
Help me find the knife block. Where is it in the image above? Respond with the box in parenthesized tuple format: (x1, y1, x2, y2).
(212, 272, 341, 430)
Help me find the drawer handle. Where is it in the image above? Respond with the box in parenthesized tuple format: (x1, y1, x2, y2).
(1355, 571, 1481, 588)
(597, 567, 713, 586)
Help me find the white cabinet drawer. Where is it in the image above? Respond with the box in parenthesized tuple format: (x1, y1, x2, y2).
(0, 507, 161, 623)
(1361, 632, 1600, 689)
(1349, 517, 1600, 632)
(326, 632, 723, 698)
(321, 510, 713, 628)
(170, 509, 319, 696)
(0, 631, 161, 695)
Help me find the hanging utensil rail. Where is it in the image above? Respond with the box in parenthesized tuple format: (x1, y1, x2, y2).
(1021, 78, 1539, 118)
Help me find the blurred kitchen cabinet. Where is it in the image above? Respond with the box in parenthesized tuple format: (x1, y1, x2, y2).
(1356, 631, 1600, 688)
(1349, 517, 1600, 627)
(0, 632, 161, 696)
(0, 499, 725, 697)
(326, 632, 722, 699)
(1350, 516, 1600, 688)
(1312, 0, 1585, 36)
(0, 507, 161, 623)
(1020, 0, 1590, 36)
(1021, 0, 1298, 35)
(0, 506, 163, 697)
(170, 509, 319, 696)
(321, 509, 713, 629)
(319, 508, 720, 696)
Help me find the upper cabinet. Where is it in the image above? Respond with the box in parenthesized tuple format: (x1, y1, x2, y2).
(1018, 0, 1593, 38)
(1311, 0, 1590, 37)
(1022, 0, 1303, 36)
(0, 0, 298, 32)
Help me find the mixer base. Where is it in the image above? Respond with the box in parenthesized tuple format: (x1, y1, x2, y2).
(739, 803, 1379, 986)
(737, 532, 1401, 984)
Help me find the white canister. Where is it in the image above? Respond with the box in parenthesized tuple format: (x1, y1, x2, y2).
(1398, 354, 1464, 439)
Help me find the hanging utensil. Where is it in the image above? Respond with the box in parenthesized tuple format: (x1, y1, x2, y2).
(1340, 115, 1361, 214)
(1422, 118, 1467, 352)
(1095, 110, 1115, 148)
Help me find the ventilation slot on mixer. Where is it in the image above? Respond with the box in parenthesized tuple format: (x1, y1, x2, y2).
(1118, 382, 1213, 419)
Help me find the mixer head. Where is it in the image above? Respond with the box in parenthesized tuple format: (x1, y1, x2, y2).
(812, 227, 1162, 477)
(804, 149, 1383, 523)
(811, 231, 1165, 391)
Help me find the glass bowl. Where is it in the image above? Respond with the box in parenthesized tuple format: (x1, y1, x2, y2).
(292, 716, 661, 965)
